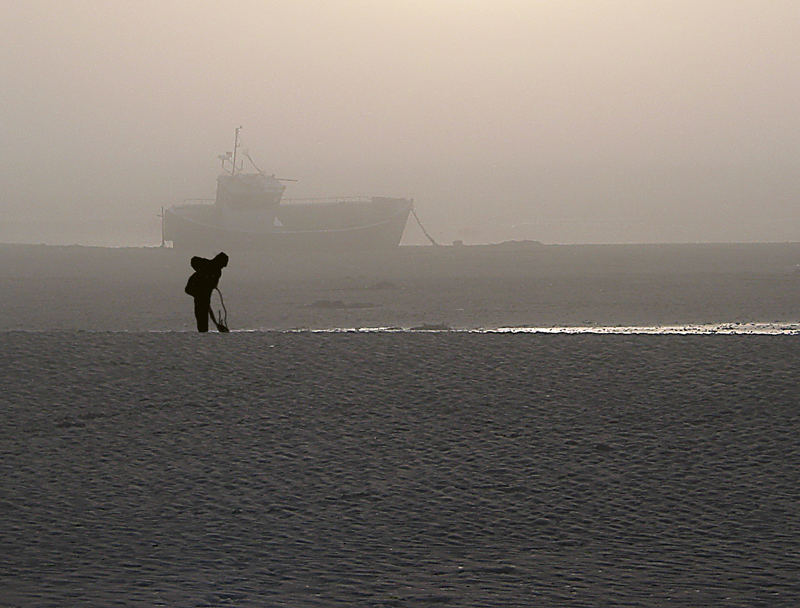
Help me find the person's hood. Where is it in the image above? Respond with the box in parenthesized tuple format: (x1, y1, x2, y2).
(190, 256, 207, 272)
(190, 253, 228, 273)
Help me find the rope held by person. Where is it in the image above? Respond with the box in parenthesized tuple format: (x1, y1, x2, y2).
(212, 287, 229, 332)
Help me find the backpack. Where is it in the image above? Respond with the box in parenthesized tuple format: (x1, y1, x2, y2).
(185, 272, 202, 297)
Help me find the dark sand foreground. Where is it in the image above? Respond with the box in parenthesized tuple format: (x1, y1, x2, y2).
(2, 332, 798, 606)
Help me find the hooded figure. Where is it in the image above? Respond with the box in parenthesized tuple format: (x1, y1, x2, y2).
(185, 252, 229, 332)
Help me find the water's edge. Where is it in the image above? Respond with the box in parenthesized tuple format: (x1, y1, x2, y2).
(3, 322, 798, 335)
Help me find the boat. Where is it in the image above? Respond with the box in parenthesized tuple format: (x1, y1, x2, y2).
(162, 127, 413, 251)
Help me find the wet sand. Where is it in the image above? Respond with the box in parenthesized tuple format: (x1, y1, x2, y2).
(2, 332, 799, 606)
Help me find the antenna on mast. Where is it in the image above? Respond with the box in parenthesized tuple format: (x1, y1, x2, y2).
(230, 126, 242, 176)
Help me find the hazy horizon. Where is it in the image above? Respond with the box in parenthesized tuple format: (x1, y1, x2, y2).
(2, 0, 799, 246)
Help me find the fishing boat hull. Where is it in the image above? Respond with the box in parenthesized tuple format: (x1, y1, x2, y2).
(164, 197, 412, 251)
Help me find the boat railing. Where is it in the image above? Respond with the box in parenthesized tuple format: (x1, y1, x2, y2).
(171, 196, 394, 208)
(174, 198, 215, 206)
(281, 196, 373, 205)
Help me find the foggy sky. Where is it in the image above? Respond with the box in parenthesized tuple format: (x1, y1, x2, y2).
(2, 0, 799, 245)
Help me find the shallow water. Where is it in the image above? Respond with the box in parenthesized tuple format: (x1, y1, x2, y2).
(2, 331, 799, 606)
(290, 322, 800, 335)
(2, 242, 799, 332)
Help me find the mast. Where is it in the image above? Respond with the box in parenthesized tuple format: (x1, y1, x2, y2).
(230, 126, 242, 176)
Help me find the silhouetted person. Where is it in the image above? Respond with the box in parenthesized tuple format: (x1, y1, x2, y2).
(185, 252, 229, 332)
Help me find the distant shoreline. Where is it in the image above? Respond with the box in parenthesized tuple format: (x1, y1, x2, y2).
(2, 240, 799, 251)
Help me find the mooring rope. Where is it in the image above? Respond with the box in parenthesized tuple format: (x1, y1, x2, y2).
(411, 207, 441, 247)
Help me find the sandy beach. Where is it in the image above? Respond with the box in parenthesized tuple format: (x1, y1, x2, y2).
(2, 331, 799, 606)
(1, 243, 799, 606)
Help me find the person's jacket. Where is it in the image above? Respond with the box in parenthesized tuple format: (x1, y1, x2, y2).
(185, 252, 228, 298)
